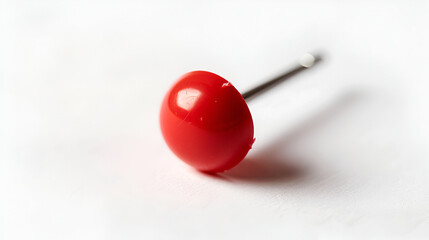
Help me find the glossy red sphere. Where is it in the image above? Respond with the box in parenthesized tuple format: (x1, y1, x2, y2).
(160, 71, 254, 172)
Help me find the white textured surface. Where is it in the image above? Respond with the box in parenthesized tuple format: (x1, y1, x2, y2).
(1, 1, 429, 239)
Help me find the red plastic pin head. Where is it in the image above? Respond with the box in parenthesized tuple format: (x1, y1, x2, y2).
(160, 71, 254, 172)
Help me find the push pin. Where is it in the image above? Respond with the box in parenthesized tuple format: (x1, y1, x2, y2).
(160, 53, 322, 173)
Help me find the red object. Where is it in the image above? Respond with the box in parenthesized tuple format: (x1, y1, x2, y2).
(160, 71, 254, 172)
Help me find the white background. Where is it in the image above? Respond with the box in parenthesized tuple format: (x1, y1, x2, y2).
(1, 1, 429, 239)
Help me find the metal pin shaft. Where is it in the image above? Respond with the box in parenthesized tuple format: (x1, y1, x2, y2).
(242, 54, 322, 101)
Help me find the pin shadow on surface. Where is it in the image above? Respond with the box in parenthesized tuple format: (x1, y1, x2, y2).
(219, 90, 363, 184)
